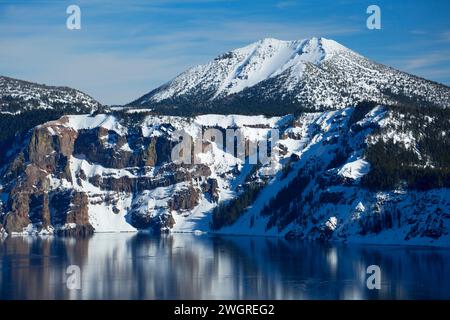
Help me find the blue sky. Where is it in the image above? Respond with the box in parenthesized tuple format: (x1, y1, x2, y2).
(0, 0, 449, 104)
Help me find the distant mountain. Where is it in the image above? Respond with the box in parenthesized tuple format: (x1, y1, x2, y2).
(130, 37, 450, 115)
(1, 39, 449, 246)
(0, 76, 102, 114)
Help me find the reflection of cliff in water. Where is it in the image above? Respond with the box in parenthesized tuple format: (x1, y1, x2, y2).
(1, 234, 449, 299)
(0, 236, 90, 299)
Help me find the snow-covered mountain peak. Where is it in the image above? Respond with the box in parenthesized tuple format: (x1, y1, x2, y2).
(232, 37, 352, 63)
(138, 37, 355, 104)
(314, 37, 353, 55)
(131, 37, 450, 114)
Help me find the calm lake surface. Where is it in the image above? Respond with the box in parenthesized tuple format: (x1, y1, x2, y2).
(0, 233, 449, 300)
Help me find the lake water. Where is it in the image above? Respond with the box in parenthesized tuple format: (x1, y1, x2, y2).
(0, 233, 449, 300)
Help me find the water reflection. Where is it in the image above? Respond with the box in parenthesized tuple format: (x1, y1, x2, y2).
(1, 233, 449, 299)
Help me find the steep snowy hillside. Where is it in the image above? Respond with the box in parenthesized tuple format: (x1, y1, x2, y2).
(1, 105, 449, 246)
(131, 37, 450, 115)
(0, 76, 102, 114)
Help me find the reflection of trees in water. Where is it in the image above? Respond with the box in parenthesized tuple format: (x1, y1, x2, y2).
(362, 246, 450, 299)
(201, 238, 450, 299)
(1, 234, 449, 299)
(211, 237, 342, 299)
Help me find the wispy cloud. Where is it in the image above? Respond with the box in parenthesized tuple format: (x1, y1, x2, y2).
(0, 1, 360, 105)
(1, 0, 449, 103)
(276, 1, 298, 9)
(386, 51, 450, 85)
(439, 31, 450, 43)
(401, 52, 450, 70)
(410, 30, 427, 35)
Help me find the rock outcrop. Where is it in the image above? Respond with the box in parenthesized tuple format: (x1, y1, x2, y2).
(0, 112, 215, 234)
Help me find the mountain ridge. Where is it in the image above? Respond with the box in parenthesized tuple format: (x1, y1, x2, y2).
(0, 75, 102, 114)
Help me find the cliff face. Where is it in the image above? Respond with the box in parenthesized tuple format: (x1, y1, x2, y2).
(0, 106, 449, 246)
(0, 113, 207, 235)
(2, 119, 90, 234)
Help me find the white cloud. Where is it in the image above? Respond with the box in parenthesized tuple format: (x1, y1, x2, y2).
(385, 51, 450, 85)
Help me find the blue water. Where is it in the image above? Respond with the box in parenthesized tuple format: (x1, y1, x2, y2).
(1, 233, 449, 299)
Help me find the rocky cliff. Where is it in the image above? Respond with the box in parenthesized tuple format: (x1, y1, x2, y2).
(0, 104, 449, 245)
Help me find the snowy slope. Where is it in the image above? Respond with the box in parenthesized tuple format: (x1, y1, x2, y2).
(1, 106, 449, 246)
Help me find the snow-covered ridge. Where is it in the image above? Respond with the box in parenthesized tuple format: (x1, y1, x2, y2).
(54, 113, 292, 139)
(0, 75, 101, 114)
